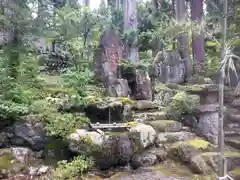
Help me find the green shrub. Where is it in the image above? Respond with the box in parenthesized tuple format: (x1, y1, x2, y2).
(171, 92, 200, 114)
(54, 156, 93, 180)
(3, 84, 43, 105)
(30, 99, 58, 114)
(0, 100, 29, 119)
(62, 69, 94, 97)
(43, 112, 89, 139)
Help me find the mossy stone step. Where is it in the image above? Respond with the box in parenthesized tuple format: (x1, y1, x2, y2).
(201, 151, 240, 173)
(132, 100, 158, 111)
(146, 120, 182, 132)
(157, 131, 196, 143)
(225, 137, 240, 150)
(230, 167, 240, 179)
(224, 127, 240, 137)
(133, 111, 168, 121)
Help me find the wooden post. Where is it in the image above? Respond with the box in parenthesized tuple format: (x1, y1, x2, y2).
(218, 0, 227, 178)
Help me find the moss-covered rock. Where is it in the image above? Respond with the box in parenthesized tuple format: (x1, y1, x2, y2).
(230, 167, 240, 180)
(154, 83, 179, 107)
(185, 139, 211, 150)
(0, 148, 30, 179)
(133, 111, 168, 122)
(128, 123, 157, 151)
(168, 139, 213, 162)
(132, 100, 158, 111)
(83, 97, 134, 123)
(157, 131, 196, 143)
(147, 120, 182, 132)
(201, 151, 240, 173)
(69, 129, 133, 170)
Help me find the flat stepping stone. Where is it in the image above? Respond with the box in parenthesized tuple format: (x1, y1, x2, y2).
(133, 111, 167, 121)
(225, 137, 240, 150)
(146, 120, 182, 132)
(157, 131, 196, 143)
(224, 127, 240, 137)
(132, 100, 158, 111)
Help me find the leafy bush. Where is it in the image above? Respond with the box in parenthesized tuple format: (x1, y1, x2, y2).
(53, 156, 93, 180)
(171, 92, 200, 114)
(62, 69, 94, 97)
(0, 100, 29, 119)
(42, 112, 89, 139)
(3, 84, 43, 105)
(30, 99, 59, 115)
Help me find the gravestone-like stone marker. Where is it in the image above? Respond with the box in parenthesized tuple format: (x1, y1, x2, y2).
(94, 30, 130, 97)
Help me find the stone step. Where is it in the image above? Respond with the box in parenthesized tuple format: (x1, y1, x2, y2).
(156, 131, 196, 144)
(227, 113, 240, 123)
(225, 137, 240, 150)
(226, 123, 240, 128)
(132, 100, 159, 111)
(224, 127, 240, 137)
(133, 111, 168, 121)
(145, 120, 183, 132)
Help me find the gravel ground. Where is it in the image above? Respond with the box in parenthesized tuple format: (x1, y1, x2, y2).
(113, 171, 188, 180)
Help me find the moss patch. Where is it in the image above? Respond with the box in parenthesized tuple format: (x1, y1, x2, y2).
(0, 151, 14, 170)
(118, 97, 135, 105)
(124, 121, 138, 128)
(185, 139, 211, 150)
(231, 168, 240, 175)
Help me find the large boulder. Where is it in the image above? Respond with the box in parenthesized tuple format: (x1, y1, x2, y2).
(130, 152, 157, 169)
(0, 147, 39, 179)
(7, 116, 46, 151)
(167, 139, 214, 174)
(94, 30, 130, 97)
(84, 97, 134, 123)
(201, 151, 240, 173)
(69, 129, 133, 170)
(128, 123, 157, 151)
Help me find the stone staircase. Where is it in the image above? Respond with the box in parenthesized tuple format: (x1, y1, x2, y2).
(131, 100, 240, 176)
(225, 108, 240, 150)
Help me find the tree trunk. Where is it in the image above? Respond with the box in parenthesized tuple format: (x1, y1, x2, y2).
(84, 0, 90, 6)
(123, 0, 139, 63)
(175, 0, 192, 79)
(191, 0, 204, 70)
(0, 0, 14, 46)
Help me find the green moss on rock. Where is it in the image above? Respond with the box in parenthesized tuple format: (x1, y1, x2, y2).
(185, 139, 211, 150)
(0, 149, 25, 178)
(147, 120, 182, 132)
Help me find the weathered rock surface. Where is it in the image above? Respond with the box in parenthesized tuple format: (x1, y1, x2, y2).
(128, 123, 157, 150)
(157, 131, 196, 143)
(201, 151, 240, 173)
(130, 152, 157, 169)
(69, 129, 134, 170)
(153, 51, 186, 84)
(132, 100, 158, 111)
(0, 147, 44, 179)
(134, 69, 153, 100)
(133, 111, 167, 122)
(7, 119, 46, 151)
(147, 120, 183, 132)
(84, 97, 133, 123)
